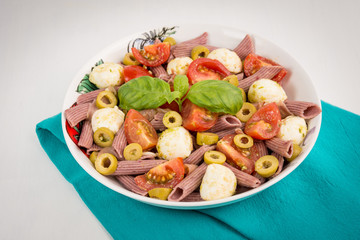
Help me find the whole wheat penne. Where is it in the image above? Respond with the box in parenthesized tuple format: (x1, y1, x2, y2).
(112, 160, 167, 176)
(116, 175, 148, 196)
(285, 100, 322, 119)
(238, 66, 283, 92)
(112, 125, 126, 159)
(233, 34, 255, 60)
(168, 163, 207, 202)
(184, 145, 216, 164)
(223, 163, 261, 188)
(78, 120, 93, 149)
(265, 137, 293, 158)
(64, 102, 91, 128)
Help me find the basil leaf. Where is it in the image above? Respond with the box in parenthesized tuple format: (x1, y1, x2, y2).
(118, 76, 170, 110)
(165, 91, 182, 104)
(173, 75, 189, 98)
(186, 80, 243, 115)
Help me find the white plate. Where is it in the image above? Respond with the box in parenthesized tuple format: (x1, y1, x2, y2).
(62, 24, 322, 210)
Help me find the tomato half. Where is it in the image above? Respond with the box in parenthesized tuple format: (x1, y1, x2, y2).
(216, 134, 255, 174)
(187, 58, 231, 85)
(244, 102, 281, 140)
(181, 99, 218, 132)
(123, 65, 153, 82)
(124, 109, 158, 150)
(134, 157, 185, 191)
(243, 53, 287, 82)
(131, 42, 171, 67)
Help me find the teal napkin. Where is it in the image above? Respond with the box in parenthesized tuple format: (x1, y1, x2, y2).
(36, 101, 360, 240)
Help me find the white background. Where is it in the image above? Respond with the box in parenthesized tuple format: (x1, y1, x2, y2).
(1, 0, 359, 239)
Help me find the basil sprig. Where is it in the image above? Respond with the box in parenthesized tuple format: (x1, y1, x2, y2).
(117, 75, 243, 115)
(187, 80, 243, 115)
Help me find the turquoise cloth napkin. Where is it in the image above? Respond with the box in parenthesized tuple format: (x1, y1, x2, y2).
(36, 101, 360, 240)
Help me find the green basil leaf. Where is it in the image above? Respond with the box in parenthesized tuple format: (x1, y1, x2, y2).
(165, 91, 182, 104)
(173, 75, 189, 98)
(118, 76, 170, 110)
(186, 80, 243, 115)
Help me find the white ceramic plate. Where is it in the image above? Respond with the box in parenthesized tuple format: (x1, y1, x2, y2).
(62, 24, 322, 210)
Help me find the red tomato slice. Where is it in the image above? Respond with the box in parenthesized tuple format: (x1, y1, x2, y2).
(216, 134, 255, 174)
(123, 65, 153, 82)
(131, 42, 171, 67)
(134, 157, 185, 191)
(244, 102, 281, 140)
(124, 109, 158, 150)
(243, 53, 287, 82)
(187, 58, 231, 85)
(181, 99, 218, 132)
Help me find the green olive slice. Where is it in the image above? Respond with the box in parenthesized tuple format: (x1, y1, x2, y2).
(95, 153, 118, 175)
(238, 87, 247, 102)
(255, 155, 279, 178)
(236, 102, 257, 122)
(148, 188, 173, 200)
(223, 75, 239, 86)
(191, 45, 210, 60)
(162, 111, 183, 128)
(204, 151, 226, 165)
(123, 143, 143, 161)
(123, 52, 140, 66)
(196, 132, 219, 146)
(163, 37, 176, 46)
(286, 144, 302, 162)
(93, 127, 114, 147)
(89, 151, 98, 164)
(96, 90, 118, 109)
(234, 134, 253, 148)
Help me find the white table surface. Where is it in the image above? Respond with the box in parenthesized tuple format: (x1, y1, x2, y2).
(1, 0, 359, 239)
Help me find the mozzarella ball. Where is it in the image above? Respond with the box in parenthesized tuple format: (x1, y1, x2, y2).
(89, 62, 124, 88)
(248, 79, 287, 103)
(207, 48, 242, 73)
(200, 164, 237, 201)
(277, 116, 307, 145)
(157, 127, 193, 160)
(91, 106, 125, 133)
(167, 57, 193, 75)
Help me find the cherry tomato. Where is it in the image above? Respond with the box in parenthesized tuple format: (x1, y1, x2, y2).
(187, 58, 231, 85)
(131, 42, 171, 67)
(123, 65, 152, 83)
(124, 109, 158, 150)
(243, 53, 287, 82)
(244, 102, 281, 140)
(216, 134, 255, 174)
(181, 99, 218, 132)
(134, 157, 185, 191)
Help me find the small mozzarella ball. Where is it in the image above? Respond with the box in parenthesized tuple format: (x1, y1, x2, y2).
(248, 79, 287, 103)
(167, 57, 193, 75)
(200, 164, 237, 201)
(89, 62, 124, 88)
(157, 127, 193, 160)
(277, 116, 307, 145)
(91, 106, 125, 133)
(207, 48, 242, 73)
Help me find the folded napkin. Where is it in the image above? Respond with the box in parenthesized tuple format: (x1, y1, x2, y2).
(36, 101, 360, 240)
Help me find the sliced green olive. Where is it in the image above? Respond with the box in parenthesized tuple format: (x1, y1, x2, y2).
(162, 111, 183, 128)
(236, 102, 257, 122)
(196, 132, 219, 145)
(286, 144, 302, 162)
(163, 37, 176, 46)
(238, 87, 246, 102)
(123, 143, 143, 161)
(93, 127, 114, 147)
(96, 90, 118, 109)
(234, 134, 253, 148)
(95, 153, 118, 175)
(191, 45, 210, 60)
(123, 52, 140, 66)
(223, 75, 239, 86)
(204, 151, 226, 165)
(89, 151, 98, 164)
(255, 155, 279, 178)
(148, 188, 173, 200)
